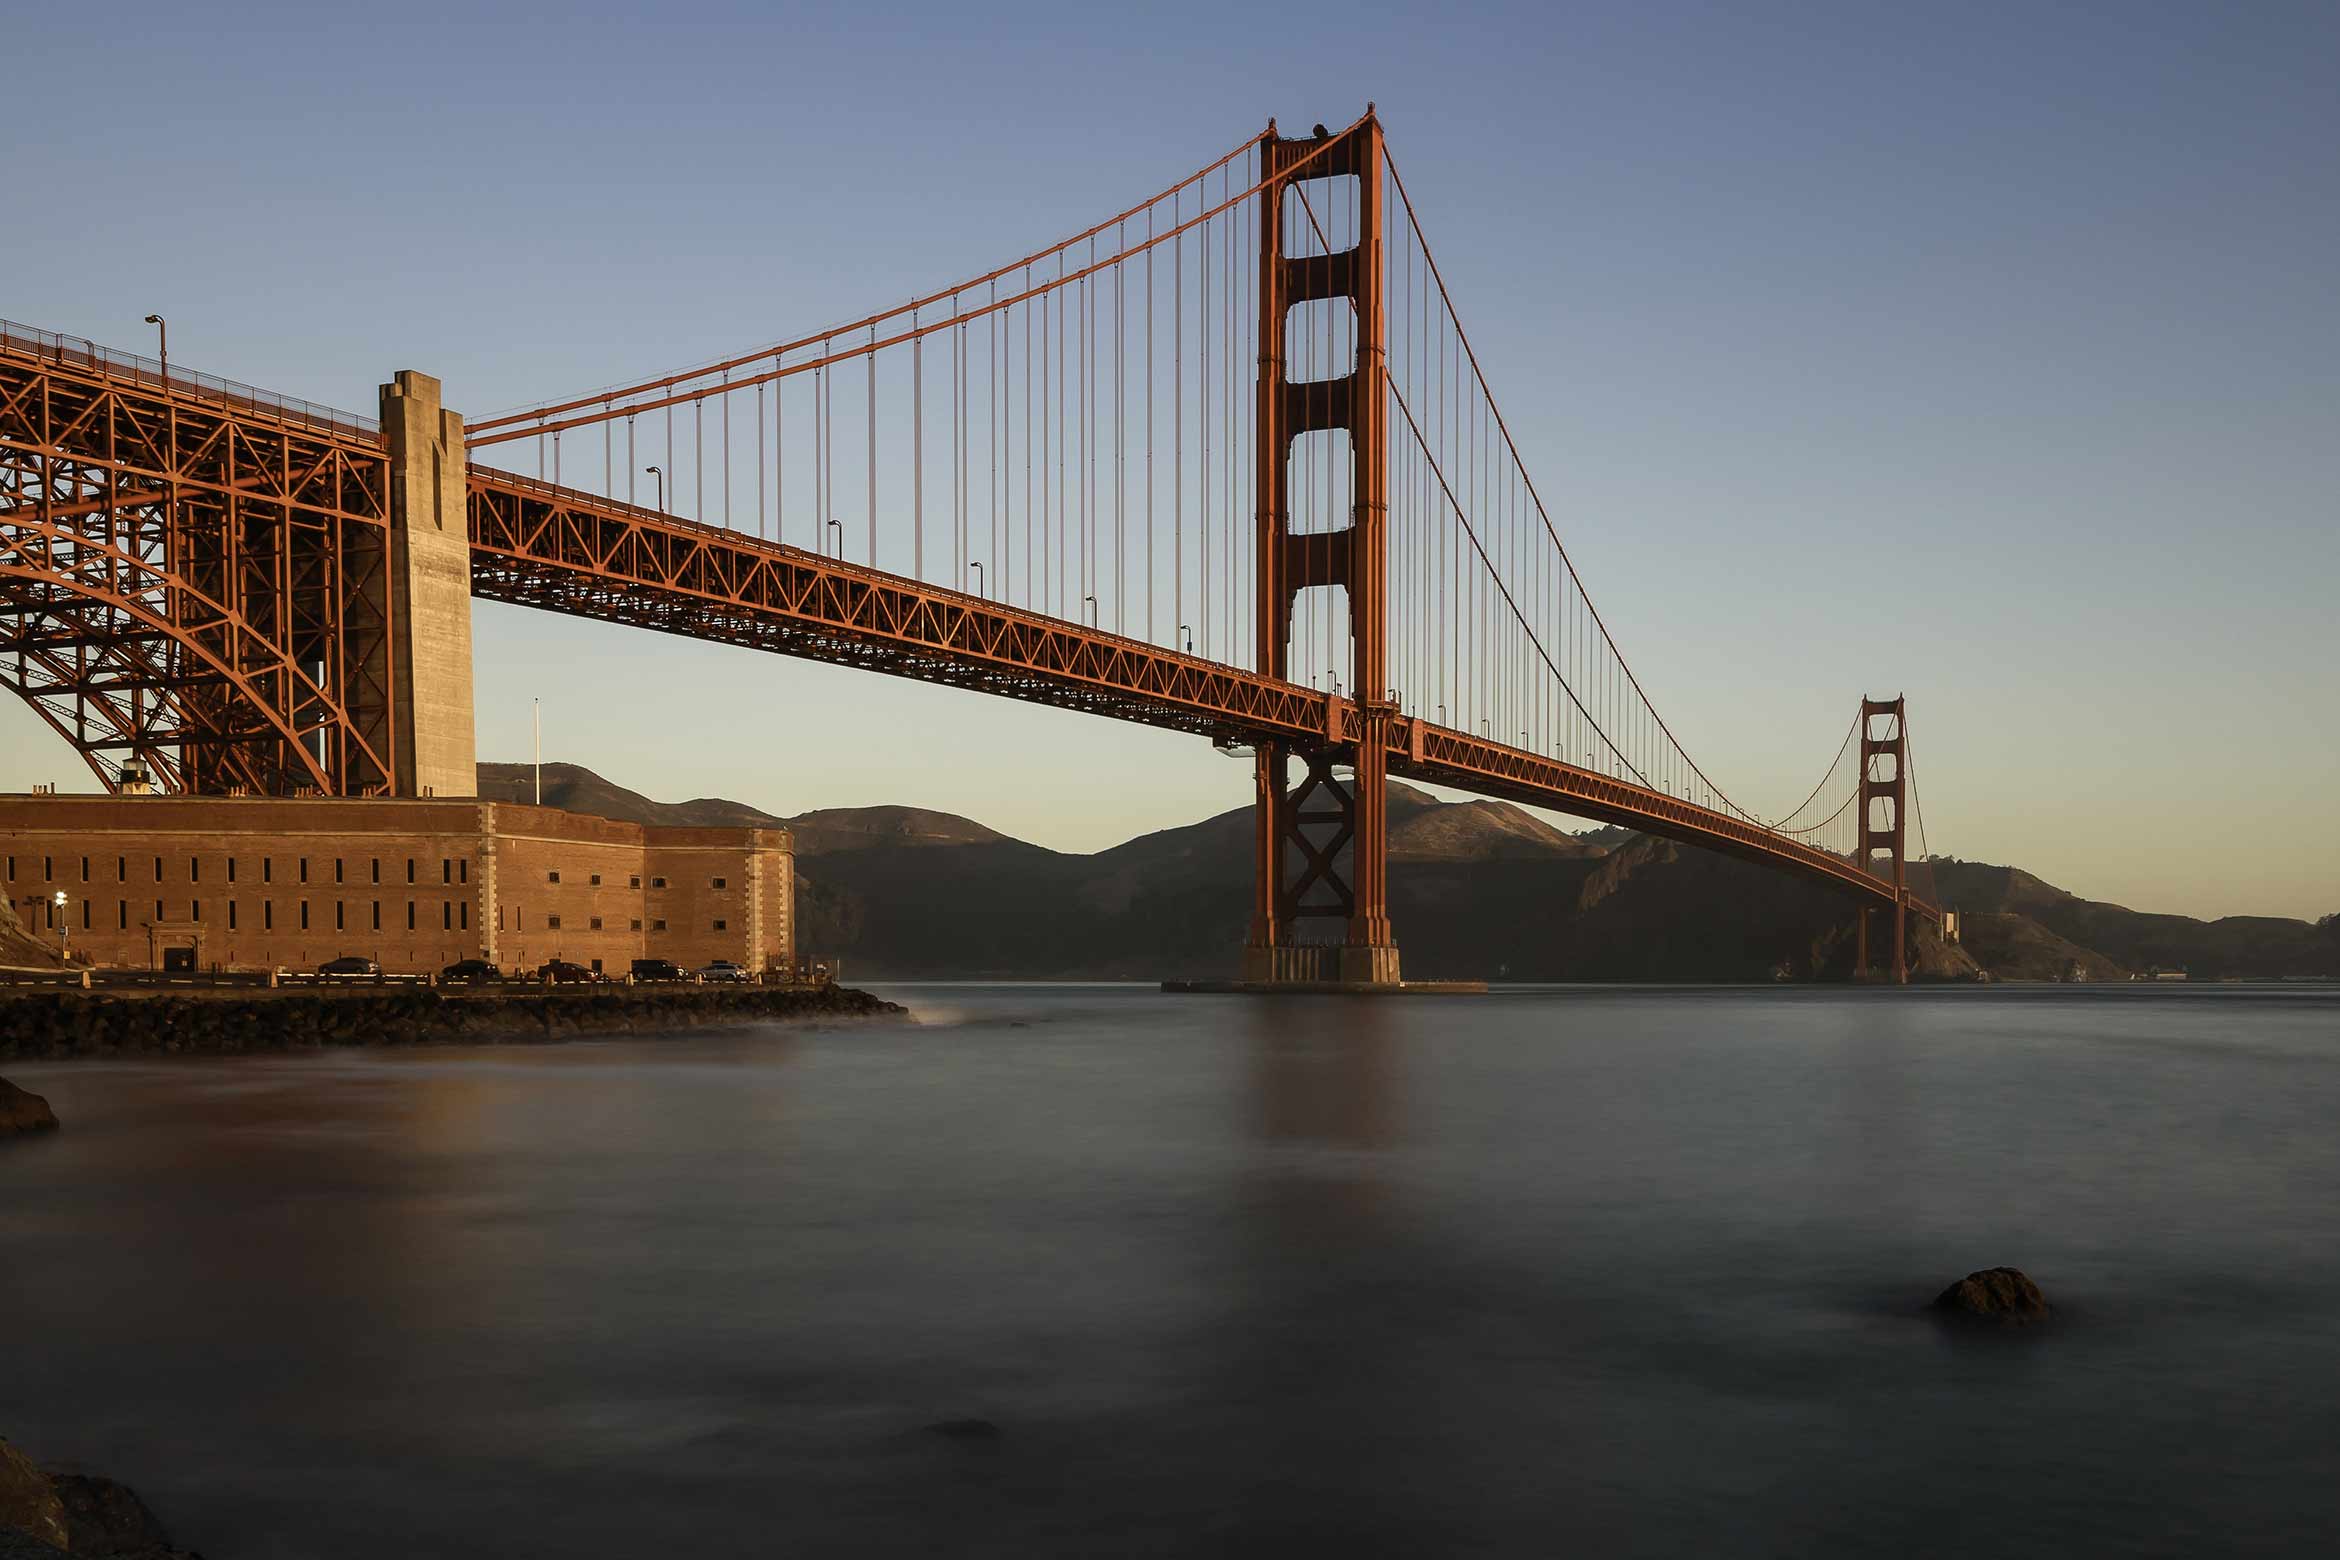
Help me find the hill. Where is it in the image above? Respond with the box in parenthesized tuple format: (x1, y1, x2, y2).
(468, 763, 2332, 983)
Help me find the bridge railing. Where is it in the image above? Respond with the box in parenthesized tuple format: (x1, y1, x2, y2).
(0, 317, 380, 444)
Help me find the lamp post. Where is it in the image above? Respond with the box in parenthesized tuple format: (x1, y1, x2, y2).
(969, 561, 984, 597)
(143, 314, 166, 386)
(1179, 623, 1192, 653)
(53, 890, 68, 963)
(1082, 593, 1096, 625)
(644, 466, 664, 514)
(827, 518, 844, 558)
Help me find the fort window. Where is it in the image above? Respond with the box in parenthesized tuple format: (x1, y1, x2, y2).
(299, 858, 309, 884)
(191, 900, 200, 921)
(628, 875, 640, 889)
(44, 856, 52, 881)
(118, 902, 127, 930)
(547, 915, 563, 930)
(371, 859, 380, 884)
(227, 858, 237, 883)
(442, 903, 452, 931)
(372, 902, 381, 931)
(460, 903, 469, 931)
(652, 919, 667, 932)
(190, 858, 200, 883)
(712, 919, 728, 932)
(589, 873, 602, 886)
(154, 857, 163, 882)
(441, 860, 451, 884)
(548, 871, 561, 884)
(406, 859, 416, 885)
(712, 877, 727, 889)
(154, 899, 163, 921)
(116, 856, 125, 882)
(80, 901, 89, 930)
(407, 903, 417, 931)
(459, 860, 468, 884)
(335, 902, 345, 931)
(589, 916, 603, 930)
(629, 918, 642, 931)
(299, 901, 310, 931)
(262, 858, 272, 884)
(263, 901, 273, 931)
(80, 857, 89, 882)
(230, 901, 238, 930)
(650, 877, 666, 889)
(334, 859, 344, 884)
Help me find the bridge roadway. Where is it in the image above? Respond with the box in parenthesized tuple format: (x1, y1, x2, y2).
(0, 324, 1935, 923)
(469, 466, 1935, 920)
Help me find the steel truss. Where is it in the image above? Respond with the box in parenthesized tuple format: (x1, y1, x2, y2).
(0, 337, 395, 795)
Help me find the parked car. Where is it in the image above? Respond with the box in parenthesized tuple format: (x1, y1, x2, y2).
(317, 955, 378, 978)
(536, 959, 596, 984)
(630, 958, 688, 983)
(698, 959, 749, 983)
(440, 958, 502, 984)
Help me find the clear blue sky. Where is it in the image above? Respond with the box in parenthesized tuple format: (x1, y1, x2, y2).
(7, 1, 2335, 919)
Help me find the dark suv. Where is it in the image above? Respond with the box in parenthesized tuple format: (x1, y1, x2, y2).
(630, 958, 687, 982)
(317, 955, 378, 978)
(440, 958, 502, 983)
(536, 959, 596, 984)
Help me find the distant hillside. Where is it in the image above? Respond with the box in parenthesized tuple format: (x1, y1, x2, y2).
(476, 763, 784, 830)
(469, 762, 2333, 983)
(1929, 860, 2339, 981)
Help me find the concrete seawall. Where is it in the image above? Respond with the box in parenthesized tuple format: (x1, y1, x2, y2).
(0, 984, 903, 1060)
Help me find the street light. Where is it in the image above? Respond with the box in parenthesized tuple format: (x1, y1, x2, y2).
(644, 465, 664, 514)
(969, 561, 984, 596)
(1179, 623, 1192, 653)
(1082, 593, 1097, 625)
(143, 314, 166, 385)
(52, 890, 68, 962)
(827, 518, 844, 557)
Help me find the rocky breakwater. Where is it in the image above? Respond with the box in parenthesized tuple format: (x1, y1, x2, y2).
(0, 983, 905, 1061)
(1, 1435, 194, 1559)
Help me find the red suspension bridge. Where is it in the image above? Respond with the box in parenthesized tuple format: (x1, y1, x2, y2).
(0, 110, 1937, 984)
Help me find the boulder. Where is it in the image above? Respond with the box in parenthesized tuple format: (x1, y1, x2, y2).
(0, 1443, 69, 1551)
(0, 1080, 58, 1135)
(51, 1473, 174, 1555)
(1933, 1266, 2051, 1325)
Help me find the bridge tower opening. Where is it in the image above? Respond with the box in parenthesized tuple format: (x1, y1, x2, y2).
(1854, 695, 1910, 984)
(1243, 113, 1401, 987)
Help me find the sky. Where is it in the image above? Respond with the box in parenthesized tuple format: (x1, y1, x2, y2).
(5, 0, 2335, 921)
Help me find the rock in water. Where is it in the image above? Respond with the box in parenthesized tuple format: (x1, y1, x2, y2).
(0, 1441, 70, 1551)
(1933, 1266, 2051, 1324)
(51, 1473, 173, 1554)
(0, 1078, 58, 1135)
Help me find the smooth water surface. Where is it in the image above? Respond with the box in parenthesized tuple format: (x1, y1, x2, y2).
(6, 985, 2337, 1556)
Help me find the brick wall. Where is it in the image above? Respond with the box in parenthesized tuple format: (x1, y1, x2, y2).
(0, 795, 792, 978)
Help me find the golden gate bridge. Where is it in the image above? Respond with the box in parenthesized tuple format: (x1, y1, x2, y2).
(0, 110, 1937, 984)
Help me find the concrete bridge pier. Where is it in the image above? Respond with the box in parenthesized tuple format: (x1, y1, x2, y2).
(381, 371, 478, 799)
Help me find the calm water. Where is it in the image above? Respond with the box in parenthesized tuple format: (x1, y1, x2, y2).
(5, 985, 2338, 1557)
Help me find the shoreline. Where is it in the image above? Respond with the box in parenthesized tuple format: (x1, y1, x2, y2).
(0, 984, 906, 1062)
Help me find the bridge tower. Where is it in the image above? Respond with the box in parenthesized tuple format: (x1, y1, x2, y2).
(1854, 695, 1909, 983)
(1243, 113, 1401, 987)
